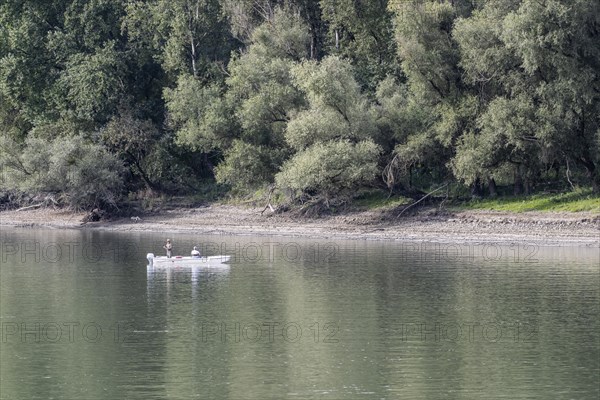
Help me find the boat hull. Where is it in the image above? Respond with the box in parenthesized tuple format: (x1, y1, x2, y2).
(147, 253, 231, 267)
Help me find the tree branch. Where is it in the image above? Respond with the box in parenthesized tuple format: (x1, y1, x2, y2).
(396, 183, 449, 219)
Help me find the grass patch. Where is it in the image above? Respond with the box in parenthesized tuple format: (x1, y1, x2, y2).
(454, 189, 600, 213)
(353, 190, 411, 210)
(220, 188, 270, 207)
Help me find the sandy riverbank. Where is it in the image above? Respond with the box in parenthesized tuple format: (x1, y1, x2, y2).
(0, 205, 600, 247)
(0, 205, 598, 247)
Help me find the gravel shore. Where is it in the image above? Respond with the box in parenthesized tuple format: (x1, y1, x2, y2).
(1, 205, 598, 248)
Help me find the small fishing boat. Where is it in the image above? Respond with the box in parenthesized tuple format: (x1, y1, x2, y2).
(146, 253, 231, 267)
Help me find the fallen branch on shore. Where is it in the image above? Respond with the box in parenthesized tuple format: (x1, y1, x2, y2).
(16, 203, 44, 212)
(261, 185, 276, 215)
(15, 195, 59, 212)
(396, 183, 449, 219)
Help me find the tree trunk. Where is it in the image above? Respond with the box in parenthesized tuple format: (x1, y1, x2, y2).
(488, 177, 497, 197)
(190, 3, 198, 78)
(471, 177, 483, 198)
(190, 36, 198, 78)
(203, 153, 214, 172)
(575, 109, 598, 192)
(523, 178, 531, 195)
(578, 155, 598, 193)
(513, 167, 523, 195)
(310, 22, 323, 60)
(127, 151, 158, 192)
(589, 169, 600, 193)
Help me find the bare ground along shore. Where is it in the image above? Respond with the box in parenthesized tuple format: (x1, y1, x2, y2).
(1, 205, 599, 247)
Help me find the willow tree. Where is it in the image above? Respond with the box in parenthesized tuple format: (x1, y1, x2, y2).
(504, 0, 600, 192)
(450, 0, 522, 194)
(452, 0, 600, 192)
(124, 0, 234, 81)
(276, 56, 381, 201)
(320, 0, 399, 90)
(386, 0, 474, 191)
(0, 135, 124, 209)
(214, 7, 310, 191)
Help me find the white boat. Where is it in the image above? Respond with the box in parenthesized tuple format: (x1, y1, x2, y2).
(146, 253, 231, 267)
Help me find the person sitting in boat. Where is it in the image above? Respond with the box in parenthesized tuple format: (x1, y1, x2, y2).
(191, 246, 201, 258)
(163, 239, 173, 258)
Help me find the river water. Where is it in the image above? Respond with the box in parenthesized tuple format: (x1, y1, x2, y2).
(0, 228, 598, 399)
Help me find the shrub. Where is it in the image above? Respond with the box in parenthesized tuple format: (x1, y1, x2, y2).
(0, 135, 125, 209)
(276, 139, 381, 199)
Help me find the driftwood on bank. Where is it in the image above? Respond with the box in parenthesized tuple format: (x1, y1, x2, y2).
(15, 195, 59, 212)
(396, 183, 449, 219)
(16, 203, 44, 212)
(260, 186, 276, 215)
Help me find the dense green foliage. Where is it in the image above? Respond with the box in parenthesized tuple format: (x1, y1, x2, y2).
(1, 0, 598, 209)
(0, 134, 124, 208)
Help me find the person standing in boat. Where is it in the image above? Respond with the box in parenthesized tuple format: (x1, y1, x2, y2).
(191, 246, 201, 258)
(163, 239, 173, 258)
